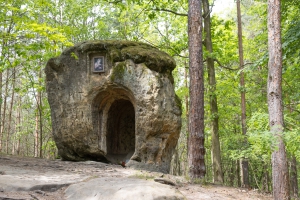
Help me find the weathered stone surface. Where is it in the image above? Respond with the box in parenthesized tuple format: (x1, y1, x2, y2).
(64, 177, 185, 200)
(45, 40, 182, 173)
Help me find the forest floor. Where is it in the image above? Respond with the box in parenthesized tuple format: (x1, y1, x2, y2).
(0, 155, 273, 200)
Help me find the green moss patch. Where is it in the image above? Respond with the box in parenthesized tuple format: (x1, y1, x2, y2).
(120, 45, 175, 73)
(110, 62, 126, 82)
(63, 40, 176, 74)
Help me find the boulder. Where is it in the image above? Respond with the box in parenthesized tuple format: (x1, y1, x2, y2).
(45, 40, 182, 173)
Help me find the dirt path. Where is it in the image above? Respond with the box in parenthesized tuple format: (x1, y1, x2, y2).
(0, 155, 272, 200)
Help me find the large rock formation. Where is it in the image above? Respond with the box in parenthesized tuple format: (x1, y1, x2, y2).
(45, 40, 181, 173)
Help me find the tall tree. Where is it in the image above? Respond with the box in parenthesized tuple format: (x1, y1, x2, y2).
(267, 0, 290, 199)
(0, 69, 9, 152)
(202, 0, 223, 184)
(38, 67, 43, 158)
(6, 67, 16, 154)
(236, 0, 249, 188)
(188, 0, 206, 179)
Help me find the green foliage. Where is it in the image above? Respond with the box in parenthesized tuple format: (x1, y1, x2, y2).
(0, 0, 299, 193)
(210, 16, 238, 64)
(176, 86, 189, 100)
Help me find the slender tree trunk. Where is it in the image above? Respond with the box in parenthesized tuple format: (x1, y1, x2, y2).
(16, 96, 21, 155)
(289, 156, 298, 198)
(0, 68, 2, 152)
(188, 0, 206, 179)
(6, 67, 16, 154)
(233, 123, 241, 187)
(261, 163, 270, 193)
(34, 67, 43, 158)
(34, 74, 40, 157)
(26, 110, 30, 157)
(0, 70, 9, 152)
(184, 61, 189, 131)
(236, 159, 241, 187)
(267, 0, 290, 199)
(184, 62, 189, 176)
(228, 160, 235, 186)
(0, 13, 14, 153)
(0, 36, 5, 153)
(184, 61, 189, 145)
(38, 69, 43, 158)
(236, 0, 249, 188)
(202, 0, 223, 184)
(34, 111, 39, 157)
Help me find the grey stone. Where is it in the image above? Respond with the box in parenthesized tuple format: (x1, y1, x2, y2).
(64, 177, 185, 200)
(0, 166, 87, 192)
(45, 40, 182, 173)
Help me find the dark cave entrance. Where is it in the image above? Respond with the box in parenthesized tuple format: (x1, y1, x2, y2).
(106, 99, 135, 164)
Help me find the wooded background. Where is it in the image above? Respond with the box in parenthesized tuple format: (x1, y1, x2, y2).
(0, 0, 299, 198)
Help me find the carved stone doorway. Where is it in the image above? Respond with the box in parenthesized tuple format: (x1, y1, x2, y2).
(106, 99, 135, 164)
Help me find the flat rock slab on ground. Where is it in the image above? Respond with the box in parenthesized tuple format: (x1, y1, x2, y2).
(0, 155, 185, 200)
(0, 155, 272, 200)
(65, 177, 184, 200)
(0, 165, 87, 192)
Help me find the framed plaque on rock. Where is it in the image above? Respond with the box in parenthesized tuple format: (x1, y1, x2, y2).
(92, 56, 105, 73)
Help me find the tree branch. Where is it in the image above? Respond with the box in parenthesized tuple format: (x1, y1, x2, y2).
(214, 59, 253, 71)
(214, 59, 239, 70)
(152, 8, 188, 17)
(107, 0, 122, 3)
(203, 0, 215, 19)
(153, 25, 188, 58)
(174, 54, 189, 59)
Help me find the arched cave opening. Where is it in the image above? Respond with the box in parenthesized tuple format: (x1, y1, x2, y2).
(106, 99, 135, 164)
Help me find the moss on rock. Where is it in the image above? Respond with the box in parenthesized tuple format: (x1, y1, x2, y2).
(111, 62, 126, 82)
(63, 40, 176, 74)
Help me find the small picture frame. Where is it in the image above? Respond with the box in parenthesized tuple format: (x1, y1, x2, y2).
(92, 56, 105, 73)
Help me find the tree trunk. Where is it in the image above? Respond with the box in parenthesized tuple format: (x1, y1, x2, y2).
(184, 61, 189, 135)
(267, 0, 290, 199)
(0, 69, 9, 153)
(289, 156, 298, 198)
(0, 69, 2, 152)
(34, 67, 43, 158)
(0, 74, 2, 151)
(261, 163, 270, 193)
(38, 69, 43, 158)
(16, 96, 21, 155)
(26, 112, 30, 157)
(240, 159, 249, 188)
(184, 62, 189, 176)
(188, 0, 206, 180)
(236, 159, 241, 187)
(34, 111, 39, 157)
(202, 0, 223, 184)
(6, 67, 16, 154)
(229, 160, 235, 186)
(0, 11, 14, 153)
(236, 0, 249, 188)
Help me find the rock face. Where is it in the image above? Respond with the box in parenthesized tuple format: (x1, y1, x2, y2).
(45, 40, 182, 173)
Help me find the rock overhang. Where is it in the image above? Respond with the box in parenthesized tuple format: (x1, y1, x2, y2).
(61, 40, 176, 73)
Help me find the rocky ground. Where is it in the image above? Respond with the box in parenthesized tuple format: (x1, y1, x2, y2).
(0, 155, 273, 200)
